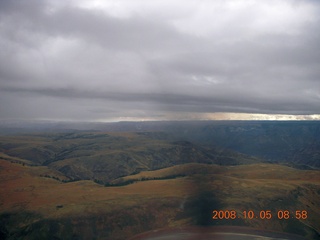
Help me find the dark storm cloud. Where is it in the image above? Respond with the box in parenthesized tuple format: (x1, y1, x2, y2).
(0, 0, 320, 121)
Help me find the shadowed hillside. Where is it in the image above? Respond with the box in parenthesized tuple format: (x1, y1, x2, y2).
(0, 132, 260, 183)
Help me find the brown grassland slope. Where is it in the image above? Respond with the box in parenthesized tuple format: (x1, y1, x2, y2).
(0, 160, 319, 240)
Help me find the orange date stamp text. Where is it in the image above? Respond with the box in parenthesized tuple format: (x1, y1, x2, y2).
(212, 210, 308, 220)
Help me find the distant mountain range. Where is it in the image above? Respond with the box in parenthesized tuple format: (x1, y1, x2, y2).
(1, 120, 319, 169)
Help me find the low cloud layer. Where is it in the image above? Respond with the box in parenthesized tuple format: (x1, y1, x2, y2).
(1, 0, 320, 121)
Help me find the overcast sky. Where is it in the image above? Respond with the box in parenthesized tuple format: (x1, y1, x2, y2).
(0, 0, 320, 121)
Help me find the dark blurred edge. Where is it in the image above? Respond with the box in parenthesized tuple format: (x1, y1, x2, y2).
(128, 226, 306, 240)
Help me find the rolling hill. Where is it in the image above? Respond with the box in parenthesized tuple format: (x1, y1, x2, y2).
(1, 120, 318, 168)
(0, 121, 319, 239)
(0, 160, 319, 240)
(0, 132, 260, 183)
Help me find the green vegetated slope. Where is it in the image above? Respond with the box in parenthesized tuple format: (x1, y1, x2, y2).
(0, 132, 259, 183)
(0, 160, 319, 240)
